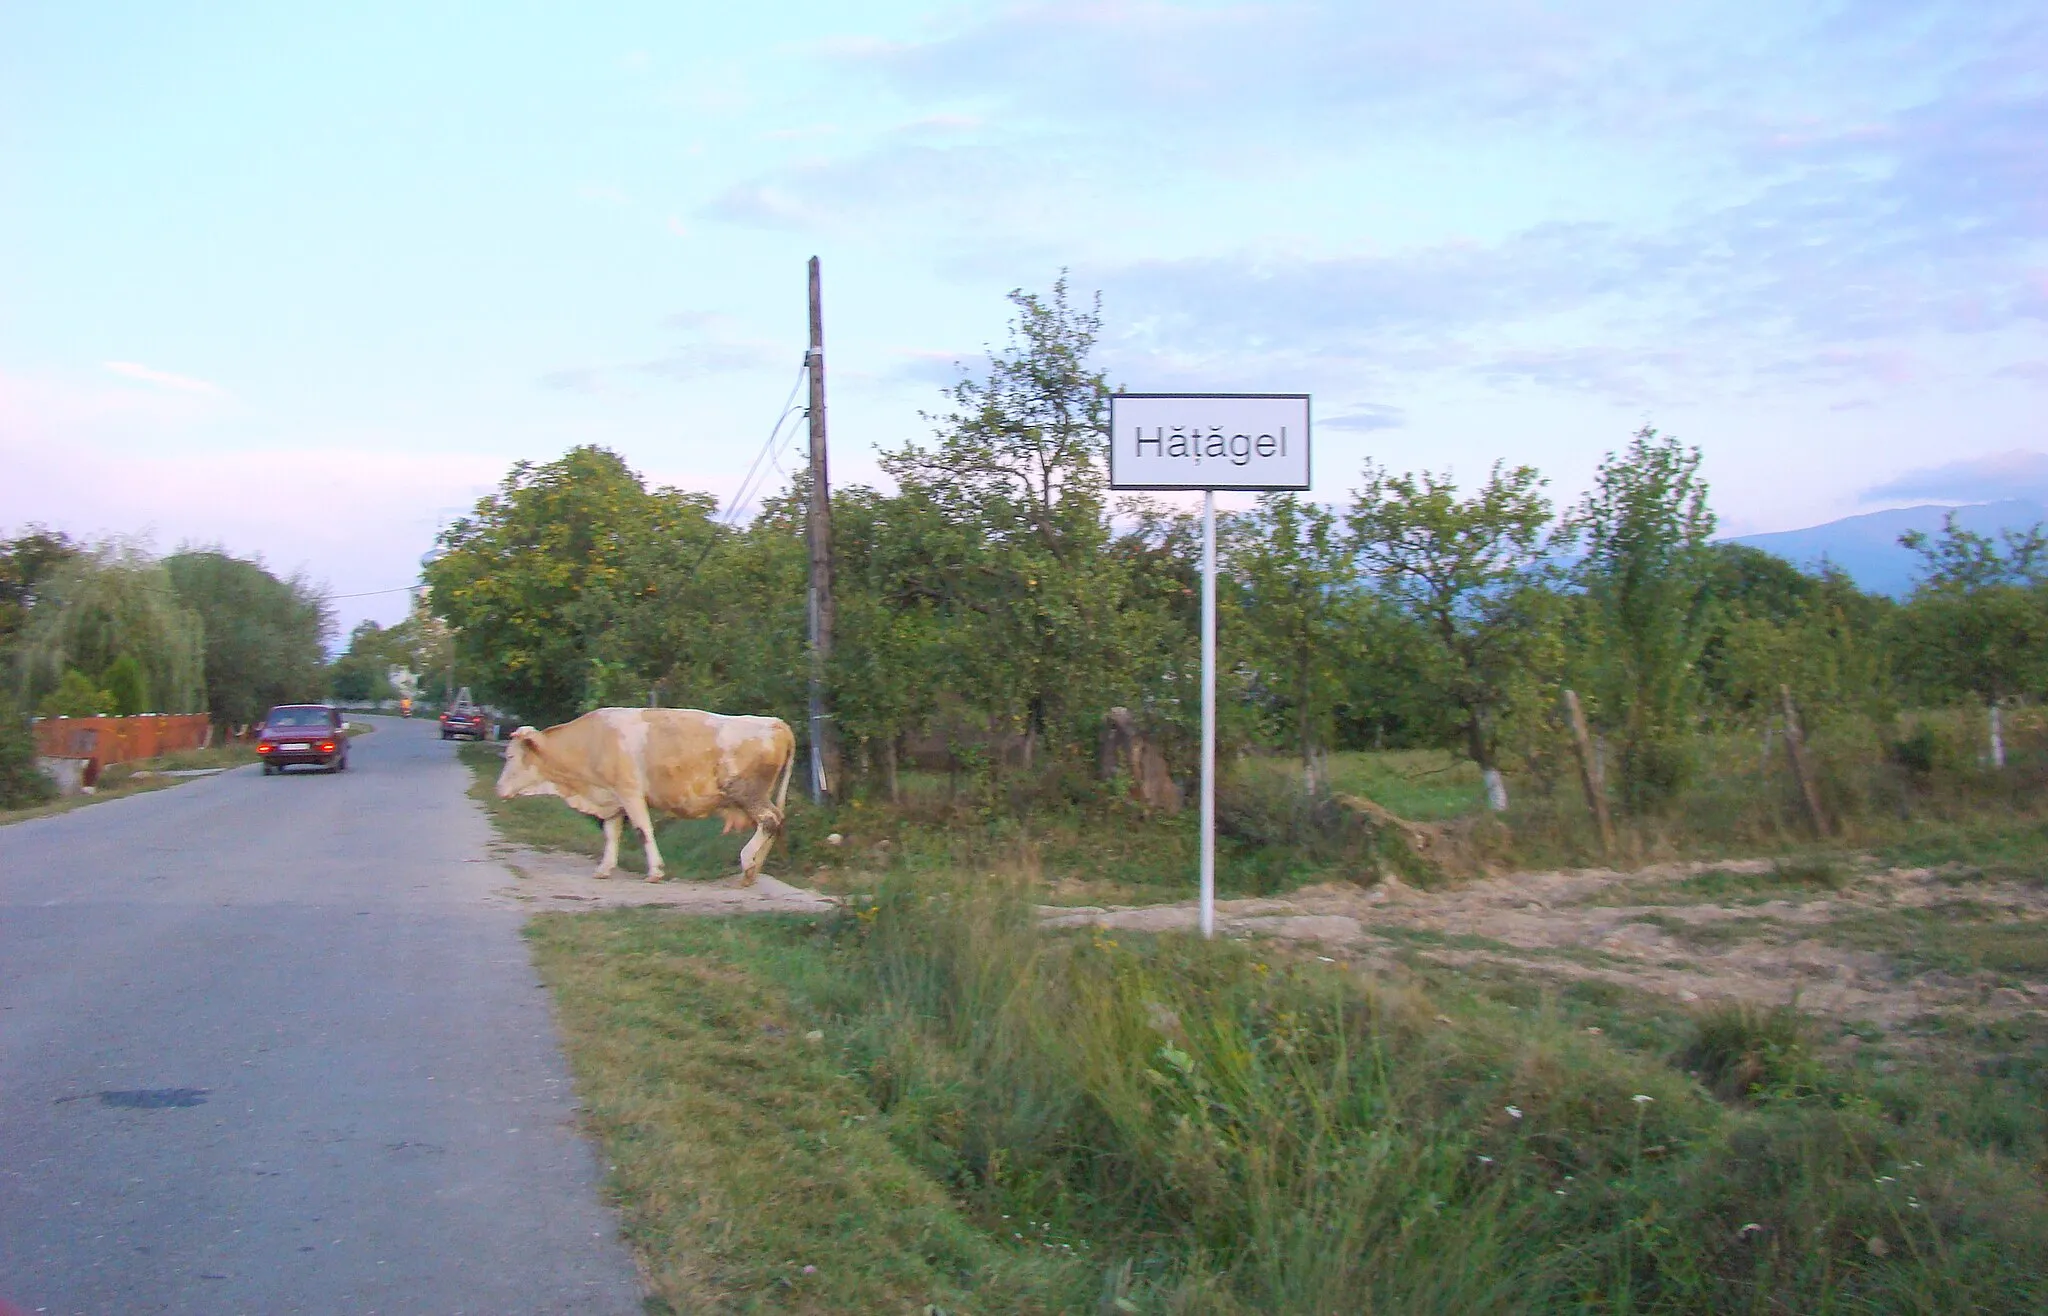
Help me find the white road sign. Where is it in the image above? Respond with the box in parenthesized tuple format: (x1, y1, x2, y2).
(1104, 390, 1312, 940)
(1109, 393, 1311, 491)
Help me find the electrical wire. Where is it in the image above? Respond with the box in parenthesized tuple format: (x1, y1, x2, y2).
(721, 355, 811, 526)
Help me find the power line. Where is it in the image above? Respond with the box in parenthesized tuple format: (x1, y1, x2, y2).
(721, 356, 811, 527)
(329, 584, 423, 600)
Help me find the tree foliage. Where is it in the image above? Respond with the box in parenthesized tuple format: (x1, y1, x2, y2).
(1565, 427, 1717, 807)
(424, 446, 720, 726)
(1347, 462, 1559, 807)
(406, 276, 2048, 820)
(1226, 494, 1356, 779)
(164, 549, 332, 726)
(14, 543, 206, 716)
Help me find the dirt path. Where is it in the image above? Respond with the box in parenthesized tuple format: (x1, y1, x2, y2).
(1044, 860, 2048, 1027)
(486, 842, 839, 914)
(481, 832, 2048, 1029)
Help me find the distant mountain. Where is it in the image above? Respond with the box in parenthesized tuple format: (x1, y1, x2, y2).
(1727, 500, 2048, 598)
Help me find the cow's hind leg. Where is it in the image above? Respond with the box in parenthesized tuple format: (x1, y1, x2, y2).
(594, 814, 622, 879)
(737, 804, 783, 887)
(624, 797, 665, 882)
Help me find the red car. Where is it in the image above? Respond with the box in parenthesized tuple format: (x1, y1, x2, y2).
(257, 705, 349, 774)
(439, 701, 489, 741)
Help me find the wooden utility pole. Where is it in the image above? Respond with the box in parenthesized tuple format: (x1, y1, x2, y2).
(804, 256, 837, 802)
(1563, 690, 1615, 856)
(1778, 684, 1829, 837)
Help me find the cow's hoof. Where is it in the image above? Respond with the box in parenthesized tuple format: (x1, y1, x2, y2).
(592, 869, 613, 880)
(644, 873, 666, 884)
(738, 873, 759, 888)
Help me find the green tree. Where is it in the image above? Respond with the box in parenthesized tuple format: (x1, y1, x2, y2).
(1894, 513, 2048, 767)
(1348, 462, 1559, 810)
(1225, 494, 1357, 786)
(829, 485, 950, 799)
(879, 275, 1125, 769)
(1699, 551, 1895, 726)
(1564, 426, 1717, 811)
(0, 528, 81, 677)
(15, 544, 205, 716)
(164, 550, 332, 728)
(426, 446, 711, 726)
(0, 706, 56, 807)
(38, 668, 116, 718)
(102, 654, 150, 716)
(1899, 513, 2048, 592)
(330, 620, 399, 702)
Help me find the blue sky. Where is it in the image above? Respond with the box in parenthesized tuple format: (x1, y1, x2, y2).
(3, 1, 2044, 636)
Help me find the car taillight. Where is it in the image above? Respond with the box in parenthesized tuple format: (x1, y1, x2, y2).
(257, 743, 273, 754)
(318, 741, 336, 753)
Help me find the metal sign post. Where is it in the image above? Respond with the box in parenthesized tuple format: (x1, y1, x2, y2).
(1109, 393, 1311, 938)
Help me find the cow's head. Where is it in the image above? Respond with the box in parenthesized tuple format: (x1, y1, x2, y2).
(495, 726, 555, 799)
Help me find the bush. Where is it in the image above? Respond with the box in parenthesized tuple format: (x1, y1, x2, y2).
(1678, 1002, 1816, 1103)
(37, 668, 114, 719)
(0, 712, 56, 808)
(1890, 723, 1942, 777)
(1620, 736, 1695, 812)
(102, 654, 149, 716)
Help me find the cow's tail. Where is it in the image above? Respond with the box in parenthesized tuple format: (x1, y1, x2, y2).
(773, 723, 797, 822)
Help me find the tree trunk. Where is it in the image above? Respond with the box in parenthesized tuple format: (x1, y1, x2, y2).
(1468, 715, 1508, 812)
(883, 736, 901, 805)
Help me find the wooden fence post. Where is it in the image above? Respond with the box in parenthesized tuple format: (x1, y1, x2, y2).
(1563, 690, 1616, 856)
(1778, 684, 1830, 837)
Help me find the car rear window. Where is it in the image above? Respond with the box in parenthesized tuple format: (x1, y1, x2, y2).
(267, 708, 333, 728)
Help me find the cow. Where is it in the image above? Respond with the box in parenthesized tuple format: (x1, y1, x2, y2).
(495, 708, 796, 884)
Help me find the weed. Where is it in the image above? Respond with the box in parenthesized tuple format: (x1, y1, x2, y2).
(1679, 1002, 1817, 1103)
(536, 877, 2048, 1312)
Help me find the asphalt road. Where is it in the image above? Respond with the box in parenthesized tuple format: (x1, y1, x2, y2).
(0, 718, 644, 1315)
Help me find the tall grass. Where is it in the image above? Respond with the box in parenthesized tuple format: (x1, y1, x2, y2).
(802, 872, 2046, 1311)
(1498, 705, 2048, 869)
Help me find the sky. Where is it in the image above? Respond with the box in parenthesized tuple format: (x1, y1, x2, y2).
(3, 0, 2044, 638)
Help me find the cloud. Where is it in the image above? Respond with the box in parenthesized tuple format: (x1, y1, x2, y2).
(633, 342, 779, 382)
(739, 0, 2048, 405)
(540, 368, 601, 394)
(843, 0, 1647, 133)
(101, 361, 228, 398)
(1321, 404, 1406, 433)
(1862, 450, 2048, 504)
(699, 183, 817, 230)
(1997, 360, 2048, 383)
(537, 316, 781, 393)
(874, 348, 976, 389)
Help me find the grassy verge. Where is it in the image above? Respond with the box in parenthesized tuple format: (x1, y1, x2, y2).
(531, 873, 2048, 1313)
(0, 743, 257, 826)
(531, 913, 1086, 1312)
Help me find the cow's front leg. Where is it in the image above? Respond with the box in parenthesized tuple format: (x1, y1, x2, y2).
(594, 814, 622, 878)
(624, 797, 665, 881)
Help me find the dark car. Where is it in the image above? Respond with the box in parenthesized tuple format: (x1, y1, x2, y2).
(439, 694, 489, 741)
(257, 705, 349, 774)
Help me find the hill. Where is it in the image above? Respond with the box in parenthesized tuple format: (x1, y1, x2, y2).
(1728, 499, 2048, 597)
